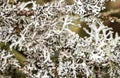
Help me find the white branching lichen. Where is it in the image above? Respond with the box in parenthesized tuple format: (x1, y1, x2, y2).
(0, 0, 120, 78)
(0, 49, 20, 72)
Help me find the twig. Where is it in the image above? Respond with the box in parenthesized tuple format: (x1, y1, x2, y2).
(100, 9, 120, 23)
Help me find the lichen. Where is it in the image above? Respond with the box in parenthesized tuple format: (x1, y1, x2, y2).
(0, 0, 119, 78)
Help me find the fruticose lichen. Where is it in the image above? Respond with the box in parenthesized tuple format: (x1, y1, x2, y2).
(0, 0, 120, 78)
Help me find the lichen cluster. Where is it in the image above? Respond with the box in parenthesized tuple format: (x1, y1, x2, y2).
(0, 0, 120, 78)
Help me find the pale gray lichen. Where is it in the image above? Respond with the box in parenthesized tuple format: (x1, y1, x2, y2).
(0, 49, 20, 76)
(0, 0, 120, 78)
